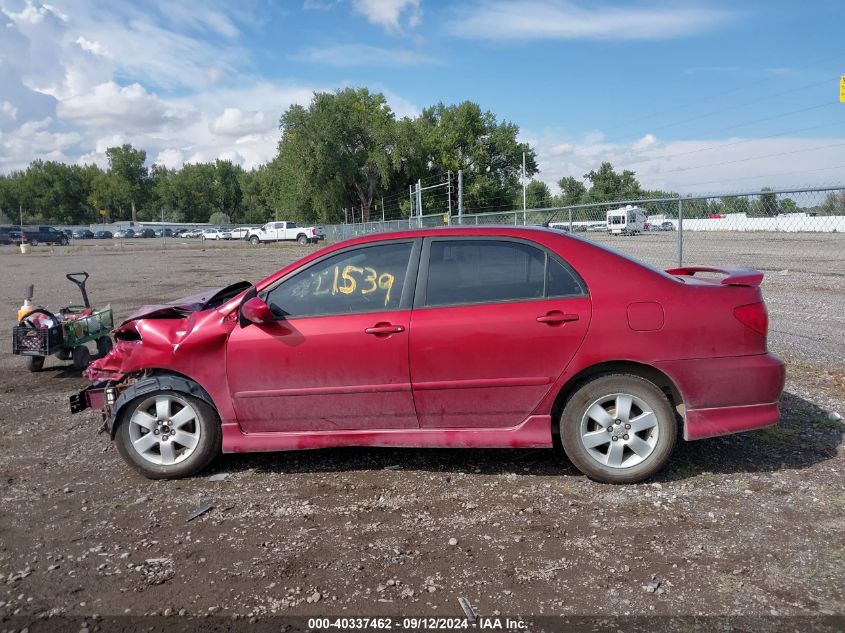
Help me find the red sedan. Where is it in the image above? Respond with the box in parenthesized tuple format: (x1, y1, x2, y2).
(71, 227, 785, 483)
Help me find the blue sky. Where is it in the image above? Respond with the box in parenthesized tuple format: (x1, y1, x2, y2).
(1, 0, 843, 193)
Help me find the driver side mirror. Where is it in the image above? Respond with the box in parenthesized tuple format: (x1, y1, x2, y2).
(241, 296, 276, 325)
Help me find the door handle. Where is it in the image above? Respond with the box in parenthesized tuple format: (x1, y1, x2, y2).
(364, 324, 405, 335)
(536, 312, 579, 324)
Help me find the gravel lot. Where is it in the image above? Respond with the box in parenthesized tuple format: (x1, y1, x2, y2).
(0, 234, 843, 629)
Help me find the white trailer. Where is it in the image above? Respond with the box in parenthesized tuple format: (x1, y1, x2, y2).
(607, 205, 647, 235)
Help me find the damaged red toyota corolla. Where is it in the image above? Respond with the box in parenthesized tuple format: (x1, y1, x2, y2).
(70, 227, 785, 483)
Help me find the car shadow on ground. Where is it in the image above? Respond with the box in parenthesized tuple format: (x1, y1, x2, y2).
(215, 391, 843, 483)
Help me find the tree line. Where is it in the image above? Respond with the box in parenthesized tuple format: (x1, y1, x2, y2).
(0, 87, 840, 227)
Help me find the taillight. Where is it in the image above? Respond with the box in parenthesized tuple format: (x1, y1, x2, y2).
(734, 302, 768, 335)
(311, 228, 316, 236)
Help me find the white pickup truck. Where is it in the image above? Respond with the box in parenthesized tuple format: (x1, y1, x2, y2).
(246, 221, 326, 246)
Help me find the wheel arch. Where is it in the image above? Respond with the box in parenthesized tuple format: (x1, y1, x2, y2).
(110, 372, 217, 439)
(550, 360, 685, 438)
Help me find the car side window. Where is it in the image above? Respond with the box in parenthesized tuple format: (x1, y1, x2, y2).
(266, 242, 413, 318)
(425, 239, 584, 307)
(426, 240, 545, 306)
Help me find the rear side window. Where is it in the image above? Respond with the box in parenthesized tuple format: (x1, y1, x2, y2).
(425, 239, 584, 307)
(266, 242, 413, 318)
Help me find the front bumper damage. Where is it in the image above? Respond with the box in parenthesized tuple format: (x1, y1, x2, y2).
(69, 381, 110, 414)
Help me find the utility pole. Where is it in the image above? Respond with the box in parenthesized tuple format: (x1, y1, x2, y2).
(522, 151, 527, 225)
(381, 196, 385, 223)
(19, 203, 23, 228)
(457, 170, 463, 219)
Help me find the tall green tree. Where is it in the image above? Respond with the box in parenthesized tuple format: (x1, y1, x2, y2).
(277, 88, 396, 222)
(751, 187, 778, 217)
(583, 162, 643, 202)
(557, 176, 587, 206)
(105, 144, 148, 223)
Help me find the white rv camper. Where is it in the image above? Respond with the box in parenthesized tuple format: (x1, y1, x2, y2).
(606, 205, 646, 235)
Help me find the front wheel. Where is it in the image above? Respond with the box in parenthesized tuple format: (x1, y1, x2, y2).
(115, 391, 221, 479)
(560, 374, 676, 484)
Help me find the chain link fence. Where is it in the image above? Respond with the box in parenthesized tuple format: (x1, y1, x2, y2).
(324, 186, 845, 274)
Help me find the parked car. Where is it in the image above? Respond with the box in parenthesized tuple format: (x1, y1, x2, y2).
(658, 221, 676, 231)
(20, 226, 68, 245)
(184, 229, 203, 238)
(172, 228, 190, 237)
(153, 228, 173, 238)
(73, 229, 95, 239)
(94, 230, 113, 239)
(114, 228, 136, 239)
(201, 227, 232, 241)
(0, 226, 22, 245)
(138, 229, 156, 238)
(73, 226, 784, 483)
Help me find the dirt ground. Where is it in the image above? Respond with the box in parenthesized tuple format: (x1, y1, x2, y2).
(0, 235, 843, 629)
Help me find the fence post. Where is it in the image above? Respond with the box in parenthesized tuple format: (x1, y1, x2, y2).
(568, 208, 572, 232)
(677, 198, 684, 267)
(457, 170, 463, 219)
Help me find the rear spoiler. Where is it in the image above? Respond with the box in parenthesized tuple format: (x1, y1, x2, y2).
(665, 266, 763, 287)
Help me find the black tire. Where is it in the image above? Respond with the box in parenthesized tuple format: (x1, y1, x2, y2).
(27, 355, 44, 372)
(72, 345, 90, 370)
(30, 239, 38, 246)
(114, 391, 222, 479)
(56, 348, 72, 360)
(250, 236, 260, 246)
(60, 238, 68, 246)
(96, 336, 113, 357)
(297, 234, 308, 245)
(560, 374, 676, 484)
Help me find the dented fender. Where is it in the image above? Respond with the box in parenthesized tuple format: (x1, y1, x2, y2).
(83, 302, 241, 423)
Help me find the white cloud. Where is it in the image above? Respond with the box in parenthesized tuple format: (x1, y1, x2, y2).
(2, 0, 67, 24)
(351, 0, 421, 33)
(209, 107, 274, 136)
(449, 1, 731, 40)
(57, 81, 192, 130)
(75, 36, 111, 58)
(296, 43, 439, 67)
(0, 100, 17, 119)
(529, 131, 845, 195)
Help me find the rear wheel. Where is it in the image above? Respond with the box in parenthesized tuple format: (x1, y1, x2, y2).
(560, 374, 676, 484)
(250, 236, 259, 246)
(30, 239, 38, 246)
(27, 356, 44, 372)
(115, 391, 221, 479)
(297, 234, 308, 245)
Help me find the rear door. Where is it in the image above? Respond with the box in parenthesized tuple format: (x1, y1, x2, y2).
(409, 237, 591, 429)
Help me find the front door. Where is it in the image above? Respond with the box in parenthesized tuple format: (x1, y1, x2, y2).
(227, 240, 420, 433)
(409, 237, 591, 429)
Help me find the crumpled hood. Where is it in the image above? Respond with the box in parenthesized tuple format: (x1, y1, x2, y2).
(122, 281, 251, 323)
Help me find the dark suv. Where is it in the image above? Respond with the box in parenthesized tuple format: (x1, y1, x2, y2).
(0, 226, 22, 245)
(20, 226, 69, 245)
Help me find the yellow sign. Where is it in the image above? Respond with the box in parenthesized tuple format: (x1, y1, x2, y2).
(840, 76, 845, 103)
(442, 213, 450, 224)
(99, 209, 107, 216)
